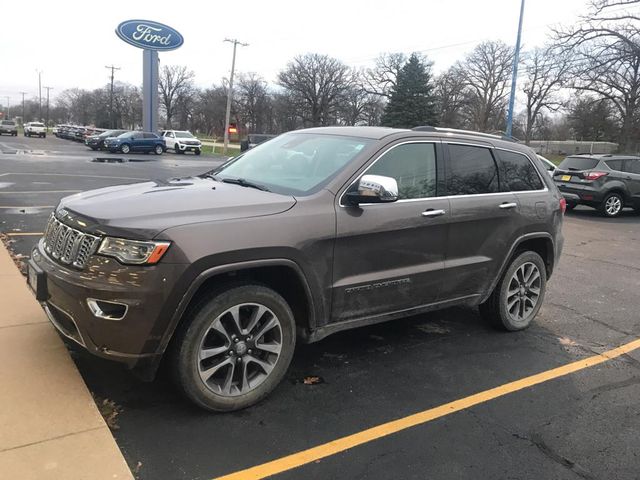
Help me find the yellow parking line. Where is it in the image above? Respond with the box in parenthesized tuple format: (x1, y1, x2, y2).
(5, 232, 43, 236)
(214, 337, 640, 480)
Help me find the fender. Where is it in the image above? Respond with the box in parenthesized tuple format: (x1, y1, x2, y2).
(155, 258, 317, 358)
(480, 232, 555, 304)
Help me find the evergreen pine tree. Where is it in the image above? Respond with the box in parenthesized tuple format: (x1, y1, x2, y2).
(381, 54, 438, 128)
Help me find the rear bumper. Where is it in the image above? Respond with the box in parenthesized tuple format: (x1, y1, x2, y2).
(554, 183, 604, 204)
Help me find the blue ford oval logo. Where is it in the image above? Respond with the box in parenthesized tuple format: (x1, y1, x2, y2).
(115, 19, 184, 51)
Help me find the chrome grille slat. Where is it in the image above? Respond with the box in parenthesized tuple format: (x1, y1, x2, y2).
(42, 214, 100, 269)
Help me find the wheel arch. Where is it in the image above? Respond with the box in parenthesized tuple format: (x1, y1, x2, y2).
(158, 259, 316, 361)
(481, 233, 555, 304)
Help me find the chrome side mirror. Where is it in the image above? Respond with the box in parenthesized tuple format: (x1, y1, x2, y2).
(345, 174, 399, 205)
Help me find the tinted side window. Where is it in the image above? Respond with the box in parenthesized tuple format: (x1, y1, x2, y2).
(365, 143, 437, 200)
(447, 144, 499, 195)
(606, 159, 623, 171)
(497, 150, 543, 191)
(624, 159, 640, 174)
(143, 133, 157, 139)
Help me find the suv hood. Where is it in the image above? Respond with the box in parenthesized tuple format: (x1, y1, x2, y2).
(58, 176, 296, 239)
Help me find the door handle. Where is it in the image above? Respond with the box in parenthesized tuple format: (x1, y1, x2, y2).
(421, 209, 446, 218)
(499, 202, 518, 209)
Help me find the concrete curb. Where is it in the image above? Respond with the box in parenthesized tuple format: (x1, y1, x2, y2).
(0, 243, 133, 479)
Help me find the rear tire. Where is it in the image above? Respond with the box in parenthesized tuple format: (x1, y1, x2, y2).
(172, 284, 296, 412)
(154, 144, 163, 155)
(599, 192, 624, 217)
(479, 251, 547, 331)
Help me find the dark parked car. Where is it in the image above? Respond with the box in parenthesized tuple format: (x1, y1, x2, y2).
(553, 154, 640, 217)
(0, 120, 18, 136)
(240, 133, 276, 151)
(85, 129, 128, 151)
(28, 126, 565, 411)
(104, 131, 165, 154)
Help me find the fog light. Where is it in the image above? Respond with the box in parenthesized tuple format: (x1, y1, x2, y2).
(87, 299, 128, 320)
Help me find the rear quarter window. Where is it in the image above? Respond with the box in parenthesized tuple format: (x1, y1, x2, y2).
(558, 157, 599, 171)
(496, 150, 543, 191)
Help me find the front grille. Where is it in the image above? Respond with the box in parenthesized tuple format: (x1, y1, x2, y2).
(43, 214, 100, 269)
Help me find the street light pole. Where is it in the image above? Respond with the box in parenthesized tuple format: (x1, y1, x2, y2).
(4, 97, 9, 120)
(506, 0, 525, 138)
(105, 65, 121, 129)
(223, 38, 248, 154)
(19, 92, 27, 123)
(44, 86, 54, 131)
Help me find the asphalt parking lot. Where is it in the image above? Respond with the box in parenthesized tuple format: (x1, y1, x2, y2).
(2, 134, 640, 480)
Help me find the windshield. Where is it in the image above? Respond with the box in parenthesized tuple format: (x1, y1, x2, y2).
(558, 156, 600, 171)
(211, 133, 372, 195)
(175, 132, 195, 138)
(31, 123, 45, 127)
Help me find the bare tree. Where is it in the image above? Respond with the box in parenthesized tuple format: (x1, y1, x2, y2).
(236, 73, 271, 132)
(158, 65, 195, 129)
(521, 47, 571, 144)
(362, 52, 406, 99)
(555, 1, 640, 150)
(434, 67, 468, 128)
(459, 41, 514, 132)
(277, 53, 353, 126)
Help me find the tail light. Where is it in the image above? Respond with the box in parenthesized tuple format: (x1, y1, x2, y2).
(584, 171, 608, 181)
(559, 197, 567, 214)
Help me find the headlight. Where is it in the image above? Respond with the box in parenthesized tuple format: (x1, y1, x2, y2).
(97, 237, 171, 265)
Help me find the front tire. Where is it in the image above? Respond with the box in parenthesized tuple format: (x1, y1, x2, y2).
(195, 148, 201, 156)
(599, 192, 624, 217)
(479, 251, 547, 331)
(120, 144, 130, 154)
(172, 284, 296, 412)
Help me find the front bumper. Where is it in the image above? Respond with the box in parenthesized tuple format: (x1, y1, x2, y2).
(30, 241, 188, 369)
(176, 143, 201, 151)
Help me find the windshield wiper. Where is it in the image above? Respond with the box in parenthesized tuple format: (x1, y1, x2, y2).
(221, 177, 270, 192)
(201, 172, 220, 181)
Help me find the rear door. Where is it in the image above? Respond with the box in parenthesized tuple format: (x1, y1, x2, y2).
(143, 133, 157, 150)
(332, 140, 449, 322)
(440, 142, 520, 301)
(622, 158, 640, 208)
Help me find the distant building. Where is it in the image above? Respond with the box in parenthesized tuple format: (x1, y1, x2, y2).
(526, 140, 618, 155)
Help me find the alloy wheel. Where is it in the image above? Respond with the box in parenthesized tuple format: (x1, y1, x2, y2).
(197, 303, 283, 397)
(506, 262, 541, 322)
(605, 195, 622, 216)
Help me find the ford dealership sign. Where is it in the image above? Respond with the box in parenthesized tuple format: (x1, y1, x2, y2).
(116, 20, 183, 51)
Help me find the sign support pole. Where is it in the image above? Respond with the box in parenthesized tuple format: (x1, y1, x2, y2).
(143, 49, 159, 132)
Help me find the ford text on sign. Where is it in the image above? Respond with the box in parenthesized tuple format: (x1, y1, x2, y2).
(115, 19, 184, 51)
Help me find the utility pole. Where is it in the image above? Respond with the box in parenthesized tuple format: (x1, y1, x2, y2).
(506, 0, 525, 138)
(4, 97, 9, 120)
(222, 38, 248, 154)
(105, 65, 121, 129)
(36, 70, 43, 121)
(19, 92, 27, 123)
(44, 87, 54, 131)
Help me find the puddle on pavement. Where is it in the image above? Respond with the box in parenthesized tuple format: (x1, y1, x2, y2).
(2, 207, 53, 215)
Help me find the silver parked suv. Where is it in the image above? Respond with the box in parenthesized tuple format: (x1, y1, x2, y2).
(29, 126, 565, 411)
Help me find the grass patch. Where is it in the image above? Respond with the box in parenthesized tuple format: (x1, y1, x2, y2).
(201, 144, 241, 156)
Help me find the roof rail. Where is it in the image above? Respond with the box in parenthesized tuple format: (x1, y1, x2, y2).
(411, 126, 517, 143)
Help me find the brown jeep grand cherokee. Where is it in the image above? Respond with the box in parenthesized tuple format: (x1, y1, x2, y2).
(28, 126, 565, 411)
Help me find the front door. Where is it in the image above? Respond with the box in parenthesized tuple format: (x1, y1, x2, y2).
(332, 141, 449, 322)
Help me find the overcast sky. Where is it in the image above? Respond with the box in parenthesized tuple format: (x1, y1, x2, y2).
(0, 0, 612, 108)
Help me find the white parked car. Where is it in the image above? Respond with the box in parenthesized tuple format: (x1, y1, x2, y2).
(537, 155, 557, 176)
(24, 122, 47, 138)
(161, 130, 202, 155)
